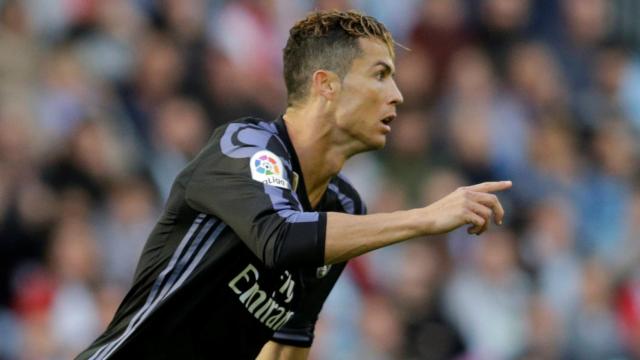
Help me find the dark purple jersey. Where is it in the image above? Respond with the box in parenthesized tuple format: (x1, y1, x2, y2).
(76, 117, 366, 360)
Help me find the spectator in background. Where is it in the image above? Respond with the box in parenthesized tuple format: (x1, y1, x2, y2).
(148, 97, 210, 199)
(209, 0, 285, 118)
(443, 47, 501, 183)
(94, 177, 158, 286)
(506, 41, 569, 116)
(567, 258, 625, 359)
(577, 119, 636, 264)
(47, 216, 102, 359)
(393, 241, 465, 360)
(472, 0, 533, 79)
(445, 229, 532, 359)
(379, 108, 432, 205)
(409, 0, 470, 95)
(519, 294, 565, 359)
(522, 197, 581, 327)
(117, 31, 184, 152)
(548, 0, 610, 108)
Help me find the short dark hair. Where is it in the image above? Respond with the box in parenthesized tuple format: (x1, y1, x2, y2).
(283, 10, 394, 106)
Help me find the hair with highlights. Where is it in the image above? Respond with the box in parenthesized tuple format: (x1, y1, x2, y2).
(283, 10, 394, 106)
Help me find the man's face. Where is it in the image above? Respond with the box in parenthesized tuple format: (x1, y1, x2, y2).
(333, 38, 404, 150)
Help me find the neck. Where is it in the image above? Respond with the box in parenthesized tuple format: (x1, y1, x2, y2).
(283, 104, 353, 207)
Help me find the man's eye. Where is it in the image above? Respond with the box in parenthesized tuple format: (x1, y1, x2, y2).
(376, 72, 385, 80)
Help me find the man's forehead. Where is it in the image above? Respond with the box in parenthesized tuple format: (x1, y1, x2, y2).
(356, 37, 395, 70)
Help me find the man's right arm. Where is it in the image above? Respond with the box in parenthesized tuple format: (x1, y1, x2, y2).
(324, 181, 512, 264)
(185, 126, 511, 268)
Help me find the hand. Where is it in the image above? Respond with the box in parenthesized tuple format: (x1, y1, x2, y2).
(420, 181, 512, 236)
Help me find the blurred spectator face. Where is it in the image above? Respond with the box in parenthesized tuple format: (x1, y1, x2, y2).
(448, 107, 490, 166)
(595, 47, 628, 96)
(528, 197, 576, 259)
(155, 97, 209, 156)
(163, 0, 206, 41)
(205, 51, 242, 100)
(0, 0, 31, 34)
(0, 113, 35, 168)
(508, 42, 567, 109)
(580, 258, 613, 311)
(49, 218, 100, 283)
(394, 49, 434, 106)
(529, 119, 579, 183)
(563, 0, 608, 45)
(394, 242, 444, 312)
(592, 120, 636, 178)
(525, 295, 564, 358)
(95, 0, 144, 41)
(57, 187, 93, 220)
(136, 33, 183, 101)
(360, 295, 403, 356)
(69, 121, 117, 179)
(16, 180, 57, 231)
(43, 47, 90, 97)
(422, 0, 465, 31)
(448, 47, 495, 102)
(476, 229, 518, 282)
(387, 109, 430, 158)
(482, 0, 530, 31)
(108, 178, 156, 226)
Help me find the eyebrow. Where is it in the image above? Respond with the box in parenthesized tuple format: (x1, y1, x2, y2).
(373, 61, 394, 75)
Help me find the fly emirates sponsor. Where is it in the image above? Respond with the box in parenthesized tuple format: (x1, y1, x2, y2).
(228, 264, 295, 331)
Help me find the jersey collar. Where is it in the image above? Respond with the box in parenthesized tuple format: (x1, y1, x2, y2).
(273, 116, 314, 211)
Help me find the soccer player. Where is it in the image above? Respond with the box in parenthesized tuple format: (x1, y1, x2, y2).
(77, 10, 511, 360)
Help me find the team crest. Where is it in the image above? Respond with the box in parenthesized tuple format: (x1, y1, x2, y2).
(250, 150, 290, 190)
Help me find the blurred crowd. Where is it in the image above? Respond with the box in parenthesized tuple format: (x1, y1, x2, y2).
(1, 0, 640, 359)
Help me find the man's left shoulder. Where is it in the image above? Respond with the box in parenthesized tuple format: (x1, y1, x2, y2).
(219, 117, 291, 161)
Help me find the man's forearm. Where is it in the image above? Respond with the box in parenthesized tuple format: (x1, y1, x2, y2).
(324, 181, 512, 264)
(324, 209, 425, 264)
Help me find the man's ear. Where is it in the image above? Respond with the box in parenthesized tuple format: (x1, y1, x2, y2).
(311, 69, 341, 101)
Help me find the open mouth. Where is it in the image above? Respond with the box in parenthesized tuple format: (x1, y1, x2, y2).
(381, 115, 395, 125)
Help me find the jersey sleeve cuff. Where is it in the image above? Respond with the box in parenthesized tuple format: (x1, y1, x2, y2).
(277, 212, 326, 268)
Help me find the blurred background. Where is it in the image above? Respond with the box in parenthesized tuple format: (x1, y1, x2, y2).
(0, 0, 640, 359)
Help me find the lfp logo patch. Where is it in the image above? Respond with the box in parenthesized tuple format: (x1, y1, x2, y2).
(255, 154, 280, 176)
(250, 150, 290, 190)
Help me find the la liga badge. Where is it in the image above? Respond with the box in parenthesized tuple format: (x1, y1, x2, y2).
(250, 150, 291, 190)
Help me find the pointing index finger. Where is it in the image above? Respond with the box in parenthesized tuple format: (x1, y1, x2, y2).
(465, 181, 512, 193)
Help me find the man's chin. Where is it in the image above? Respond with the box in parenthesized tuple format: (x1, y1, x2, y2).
(348, 135, 387, 156)
(365, 136, 387, 151)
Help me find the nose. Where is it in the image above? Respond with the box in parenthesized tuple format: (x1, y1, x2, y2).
(389, 79, 403, 106)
